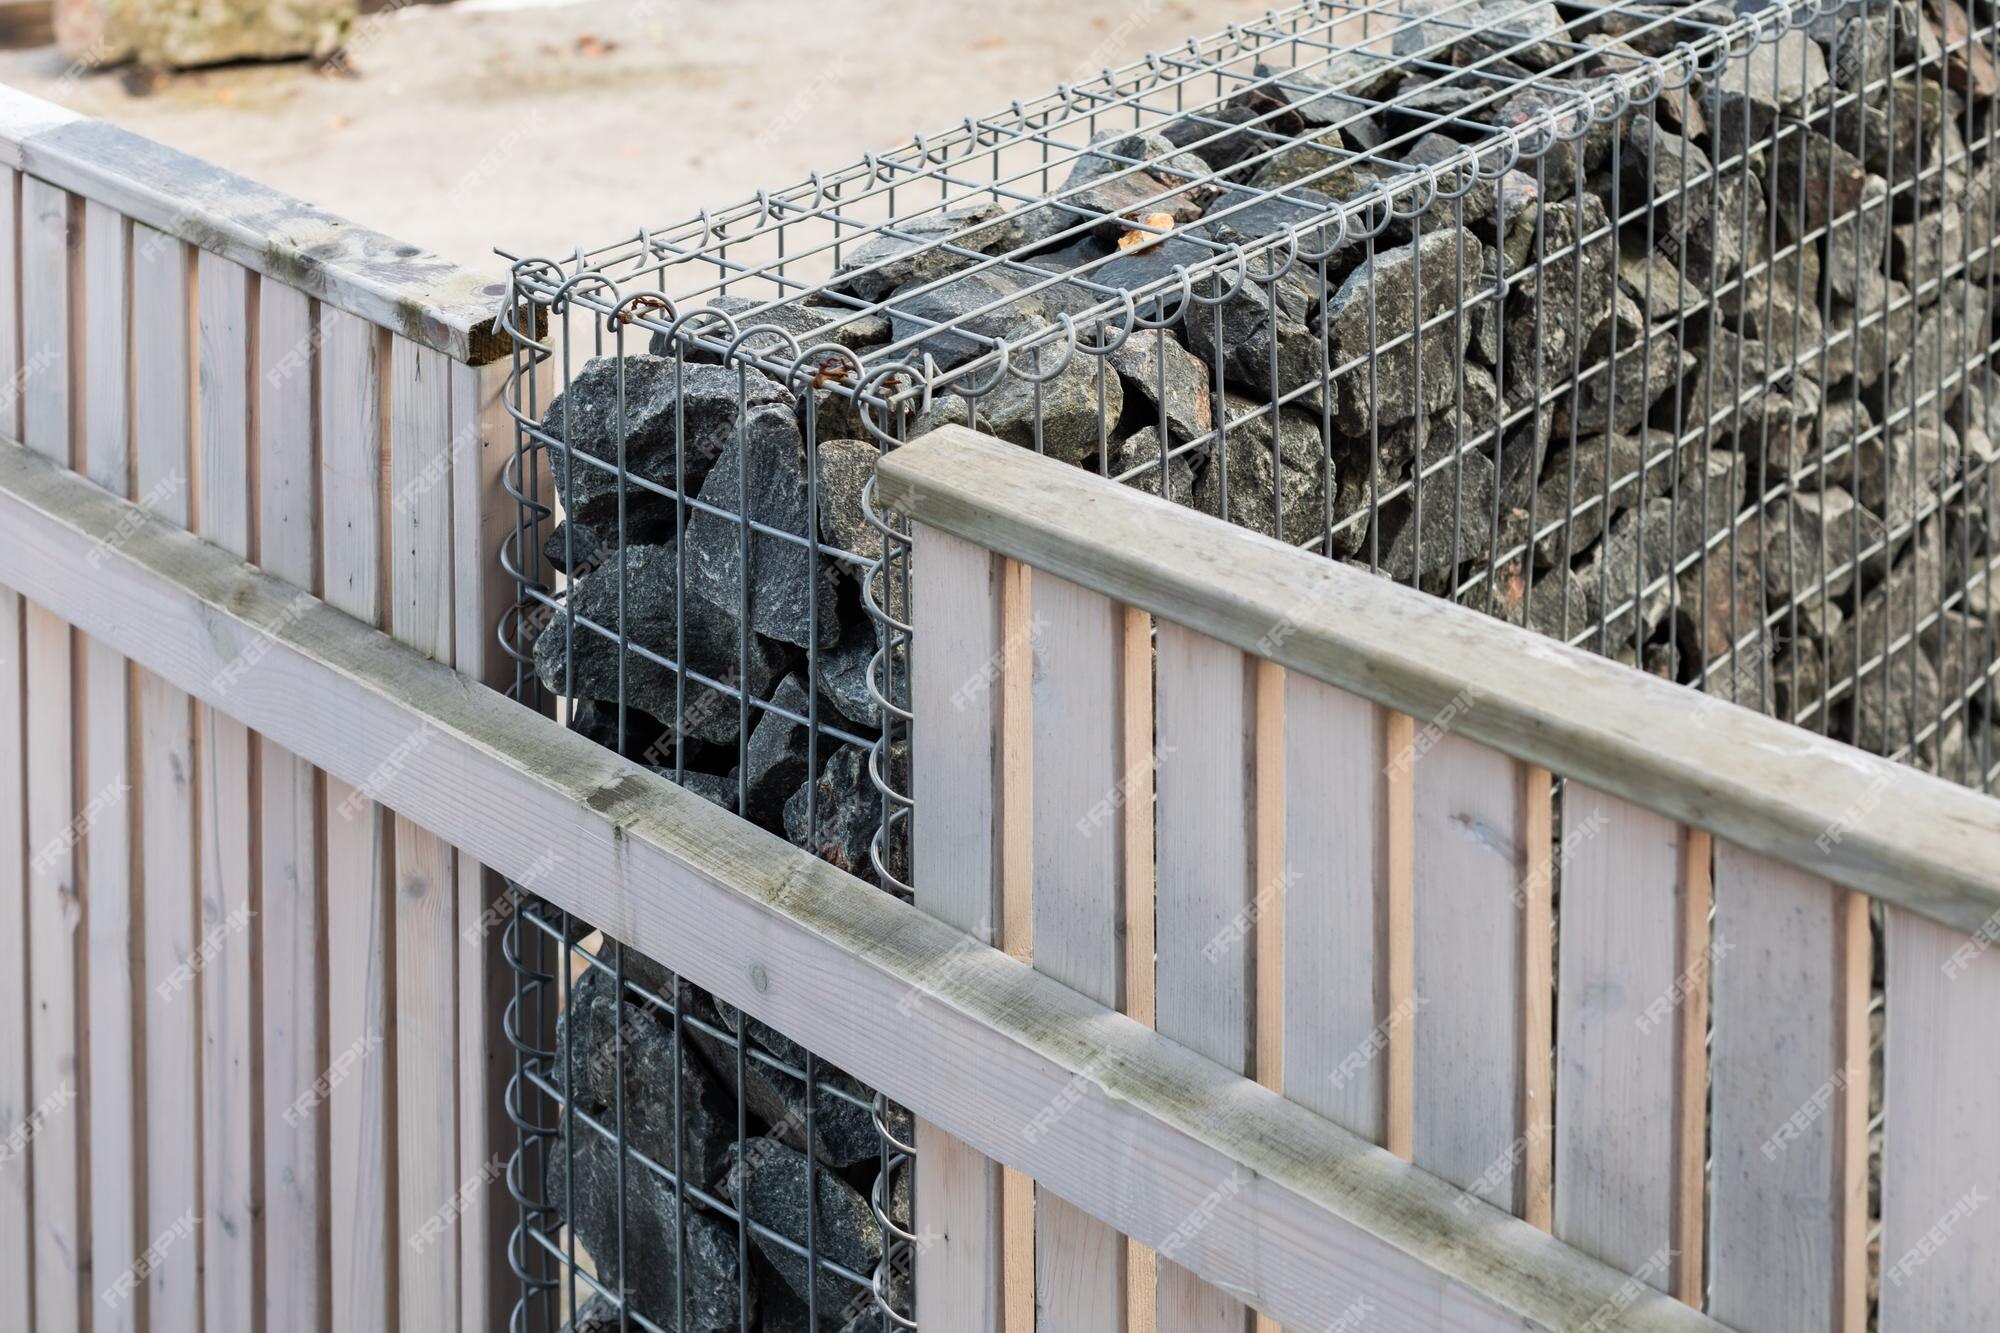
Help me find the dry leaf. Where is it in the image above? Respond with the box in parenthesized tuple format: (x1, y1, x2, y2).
(1117, 212, 1177, 251)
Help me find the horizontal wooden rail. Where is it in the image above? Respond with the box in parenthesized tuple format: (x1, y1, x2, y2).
(0, 438, 1727, 1331)
(0, 85, 512, 363)
(877, 426, 2000, 937)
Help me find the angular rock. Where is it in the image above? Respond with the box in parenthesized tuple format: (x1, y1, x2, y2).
(548, 1123, 742, 1330)
(1622, 115, 1759, 283)
(1184, 262, 1321, 409)
(883, 266, 1048, 371)
(1252, 52, 1401, 124)
(1107, 330, 1214, 444)
(1396, 0, 1566, 69)
(656, 294, 890, 364)
(1674, 548, 1774, 711)
(544, 356, 790, 527)
(836, 201, 1029, 303)
(815, 618, 880, 730)
(959, 343, 1125, 466)
(1193, 398, 1329, 540)
(722, 1139, 882, 1315)
(1109, 427, 1199, 505)
(1524, 431, 1681, 567)
(1028, 130, 1217, 246)
(785, 744, 879, 883)
(1375, 436, 1498, 582)
(1322, 228, 1476, 432)
(1764, 486, 1863, 604)
(1561, 328, 1695, 438)
(532, 544, 790, 747)
(814, 437, 883, 565)
(744, 676, 813, 826)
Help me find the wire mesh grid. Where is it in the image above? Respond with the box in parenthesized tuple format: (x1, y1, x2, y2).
(496, 0, 2000, 1324)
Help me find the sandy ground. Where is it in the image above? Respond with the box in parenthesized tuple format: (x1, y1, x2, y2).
(0, 0, 1268, 276)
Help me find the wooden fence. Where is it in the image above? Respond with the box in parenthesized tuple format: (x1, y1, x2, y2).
(0, 84, 520, 1331)
(2, 83, 1999, 1333)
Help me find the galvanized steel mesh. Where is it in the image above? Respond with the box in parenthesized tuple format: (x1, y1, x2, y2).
(496, 0, 2000, 1325)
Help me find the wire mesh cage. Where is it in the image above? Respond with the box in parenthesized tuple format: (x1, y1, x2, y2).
(496, 0, 2000, 1324)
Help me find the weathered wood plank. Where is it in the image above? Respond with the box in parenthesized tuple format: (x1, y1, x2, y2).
(0, 584, 29, 1323)
(1553, 788, 1684, 1281)
(317, 305, 396, 1333)
(1411, 732, 1524, 1209)
(132, 219, 201, 1333)
(910, 524, 1006, 1331)
(255, 278, 329, 1333)
(0, 85, 507, 364)
(1879, 906, 2000, 1329)
(0, 439, 1737, 1333)
(1027, 571, 1125, 1332)
(195, 247, 262, 1333)
(81, 193, 138, 1333)
(876, 427, 2000, 933)
(1709, 843, 1869, 1330)
(1155, 619, 1253, 1331)
(20, 171, 84, 1333)
(1120, 603, 1158, 1333)
(448, 357, 515, 1333)
(389, 334, 459, 1333)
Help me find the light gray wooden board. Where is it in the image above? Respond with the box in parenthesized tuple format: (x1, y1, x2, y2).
(1553, 787, 1682, 1282)
(877, 427, 2000, 935)
(1282, 675, 1393, 1143)
(318, 304, 396, 1332)
(81, 192, 138, 1333)
(195, 247, 261, 1333)
(0, 439, 1740, 1333)
(1411, 732, 1523, 1208)
(0, 584, 28, 1323)
(1155, 620, 1255, 1329)
(910, 524, 1006, 1330)
(390, 333, 459, 1333)
(20, 170, 83, 1333)
(449, 357, 516, 1333)
(256, 277, 329, 1333)
(1879, 907, 2000, 1328)
(1028, 571, 1127, 1330)
(132, 220, 200, 1333)
(0, 84, 509, 364)
(1708, 843, 1855, 1329)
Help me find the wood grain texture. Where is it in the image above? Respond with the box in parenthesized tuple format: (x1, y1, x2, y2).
(1709, 843, 1866, 1331)
(998, 556, 1035, 1333)
(877, 427, 2000, 934)
(0, 85, 508, 364)
(255, 277, 328, 1333)
(1672, 832, 1712, 1304)
(1519, 767, 1553, 1233)
(448, 357, 514, 1333)
(132, 221, 199, 1333)
(1119, 603, 1158, 1333)
(1411, 732, 1524, 1209)
(910, 524, 1005, 1332)
(1879, 906, 2000, 1330)
(0, 585, 29, 1322)
(80, 194, 139, 1333)
(317, 305, 396, 1333)
(1155, 620, 1253, 1332)
(388, 334, 458, 1333)
(195, 248, 261, 1333)
(21, 171, 84, 1333)
(1553, 787, 1682, 1281)
(0, 442, 1737, 1333)
(1383, 712, 1414, 1162)
(1027, 571, 1124, 1332)
(1282, 677, 1394, 1143)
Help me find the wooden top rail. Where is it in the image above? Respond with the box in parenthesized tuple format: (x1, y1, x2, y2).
(0, 85, 511, 364)
(877, 425, 2000, 937)
(0, 436, 1726, 1330)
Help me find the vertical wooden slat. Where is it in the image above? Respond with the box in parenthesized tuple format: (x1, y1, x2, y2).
(257, 280, 329, 1333)
(1119, 604, 1157, 1333)
(1281, 677, 1393, 1143)
(1154, 620, 1252, 1332)
(998, 556, 1034, 1333)
(1553, 788, 1685, 1282)
(449, 357, 515, 1333)
(1410, 732, 1526, 1208)
(1519, 766, 1554, 1232)
(132, 220, 200, 1333)
(81, 195, 138, 1333)
(22, 171, 85, 1333)
(1672, 832, 1712, 1303)
(909, 524, 1005, 1331)
(1709, 843, 1869, 1329)
(318, 305, 397, 1333)
(0, 161, 26, 1331)
(0, 582, 28, 1327)
(196, 248, 262, 1333)
(1027, 571, 1123, 1332)
(1382, 713, 1414, 1162)
(389, 335, 458, 1333)
(1879, 906, 1999, 1329)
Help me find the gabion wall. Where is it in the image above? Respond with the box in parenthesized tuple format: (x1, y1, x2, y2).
(498, 0, 2000, 1326)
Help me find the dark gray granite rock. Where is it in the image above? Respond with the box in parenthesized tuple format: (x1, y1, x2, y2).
(1193, 397, 1329, 540)
(654, 294, 890, 363)
(1323, 228, 1477, 432)
(1110, 426, 1200, 505)
(813, 438, 883, 566)
(722, 1139, 882, 1316)
(1183, 261, 1322, 409)
(784, 744, 878, 884)
(1107, 329, 1215, 444)
(744, 675, 814, 825)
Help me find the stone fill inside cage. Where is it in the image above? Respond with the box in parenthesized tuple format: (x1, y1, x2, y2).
(497, 0, 2000, 1325)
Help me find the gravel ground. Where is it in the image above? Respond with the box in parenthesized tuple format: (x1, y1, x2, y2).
(0, 0, 1261, 272)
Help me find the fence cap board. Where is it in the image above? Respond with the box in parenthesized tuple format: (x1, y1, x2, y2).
(879, 426, 2000, 937)
(0, 433, 1729, 1333)
(0, 84, 512, 364)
